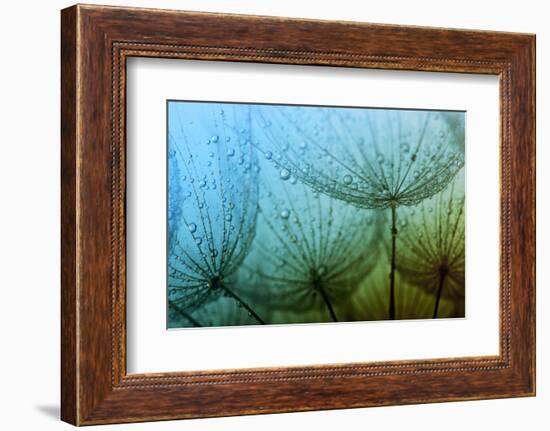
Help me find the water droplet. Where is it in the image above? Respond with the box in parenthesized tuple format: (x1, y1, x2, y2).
(211, 135, 219, 143)
(227, 148, 235, 157)
(226, 136, 231, 142)
(343, 174, 353, 185)
(400, 142, 410, 153)
(299, 142, 307, 150)
(290, 177, 297, 185)
(280, 209, 290, 220)
(188, 223, 197, 233)
(280, 168, 291, 180)
(265, 151, 273, 160)
(376, 153, 385, 163)
(225, 214, 232, 222)
(195, 237, 202, 245)
(318, 265, 327, 276)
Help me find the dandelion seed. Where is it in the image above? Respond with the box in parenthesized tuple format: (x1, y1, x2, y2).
(167, 102, 264, 326)
(397, 174, 465, 318)
(240, 160, 381, 323)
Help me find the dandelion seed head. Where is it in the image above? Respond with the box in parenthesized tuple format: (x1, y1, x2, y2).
(239, 158, 382, 319)
(252, 106, 464, 211)
(167, 103, 259, 314)
(397, 173, 465, 301)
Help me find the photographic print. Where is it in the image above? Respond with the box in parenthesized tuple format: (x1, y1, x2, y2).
(167, 101, 465, 328)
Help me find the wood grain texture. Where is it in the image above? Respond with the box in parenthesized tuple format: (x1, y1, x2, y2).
(60, 4, 536, 425)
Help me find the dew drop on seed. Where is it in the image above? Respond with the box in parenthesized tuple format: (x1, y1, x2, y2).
(280, 168, 291, 180)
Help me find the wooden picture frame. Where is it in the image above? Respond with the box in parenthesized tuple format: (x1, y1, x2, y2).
(61, 4, 535, 425)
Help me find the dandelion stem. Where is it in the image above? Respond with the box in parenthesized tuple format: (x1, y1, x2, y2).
(220, 285, 266, 324)
(433, 267, 448, 318)
(389, 204, 397, 320)
(318, 285, 339, 322)
(170, 302, 202, 327)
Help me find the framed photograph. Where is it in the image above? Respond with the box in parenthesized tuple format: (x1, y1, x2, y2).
(61, 4, 535, 425)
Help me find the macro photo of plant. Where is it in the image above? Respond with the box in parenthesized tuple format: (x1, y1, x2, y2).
(167, 101, 466, 328)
